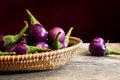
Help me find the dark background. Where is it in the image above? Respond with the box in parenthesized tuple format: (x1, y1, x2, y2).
(0, 0, 120, 42)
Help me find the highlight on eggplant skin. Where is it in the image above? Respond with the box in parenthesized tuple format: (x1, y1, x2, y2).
(26, 9, 48, 43)
(34, 42, 49, 49)
(6, 44, 51, 55)
(92, 37, 105, 45)
(28, 24, 48, 43)
(48, 27, 65, 43)
(6, 44, 28, 55)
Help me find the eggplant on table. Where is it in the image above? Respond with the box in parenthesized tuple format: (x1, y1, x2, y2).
(89, 37, 120, 56)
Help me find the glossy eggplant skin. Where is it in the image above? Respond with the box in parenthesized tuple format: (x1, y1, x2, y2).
(26, 9, 48, 44)
(34, 42, 49, 49)
(89, 42, 106, 56)
(89, 37, 106, 56)
(89, 37, 120, 56)
(6, 44, 28, 55)
(61, 42, 68, 49)
(92, 37, 105, 45)
(48, 27, 65, 43)
(6, 43, 50, 55)
(28, 24, 48, 43)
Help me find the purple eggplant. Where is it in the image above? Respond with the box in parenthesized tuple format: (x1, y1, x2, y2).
(6, 44, 28, 55)
(28, 24, 48, 43)
(51, 27, 73, 50)
(48, 27, 65, 43)
(26, 9, 48, 43)
(89, 37, 120, 56)
(6, 44, 51, 55)
(62, 27, 73, 48)
(61, 41, 68, 49)
(92, 37, 105, 45)
(34, 42, 49, 49)
(89, 42, 106, 56)
(0, 21, 28, 48)
(51, 32, 62, 50)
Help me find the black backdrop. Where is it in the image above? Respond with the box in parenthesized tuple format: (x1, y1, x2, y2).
(0, 0, 120, 42)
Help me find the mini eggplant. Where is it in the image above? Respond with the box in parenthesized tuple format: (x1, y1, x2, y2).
(89, 42, 106, 56)
(61, 27, 73, 48)
(0, 21, 28, 48)
(48, 27, 65, 43)
(6, 44, 28, 55)
(51, 27, 73, 49)
(26, 9, 48, 43)
(89, 37, 120, 56)
(34, 42, 49, 49)
(51, 32, 62, 50)
(28, 24, 48, 43)
(6, 44, 51, 55)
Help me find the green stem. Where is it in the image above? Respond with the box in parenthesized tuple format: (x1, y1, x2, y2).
(65, 27, 73, 44)
(26, 9, 40, 25)
(25, 45, 51, 54)
(0, 51, 15, 55)
(51, 32, 62, 50)
(14, 21, 28, 41)
(3, 21, 28, 47)
(105, 48, 120, 55)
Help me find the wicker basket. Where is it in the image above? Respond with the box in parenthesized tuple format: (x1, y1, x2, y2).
(0, 37, 82, 71)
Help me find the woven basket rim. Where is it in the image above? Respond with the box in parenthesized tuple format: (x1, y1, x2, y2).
(0, 37, 82, 61)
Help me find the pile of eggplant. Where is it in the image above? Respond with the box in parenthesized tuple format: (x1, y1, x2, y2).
(0, 9, 73, 55)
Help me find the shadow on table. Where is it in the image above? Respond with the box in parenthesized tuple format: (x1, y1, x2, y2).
(0, 68, 62, 75)
(0, 70, 47, 75)
(0, 66, 64, 75)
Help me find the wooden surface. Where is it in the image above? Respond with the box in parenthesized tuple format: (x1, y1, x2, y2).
(1, 43, 120, 80)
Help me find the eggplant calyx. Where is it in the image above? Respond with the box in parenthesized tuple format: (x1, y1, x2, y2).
(51, 32, 62, 50)
(3, 21, 28, 47)
(26, 9, 40, 25)
(0, 51, 16, 55)
(65, 27, 73, 44)
(105, 48, 120, 55)
(25, 45, 51, 54)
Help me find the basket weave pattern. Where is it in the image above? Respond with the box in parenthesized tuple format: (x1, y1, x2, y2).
(0, 37, 82, 71)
